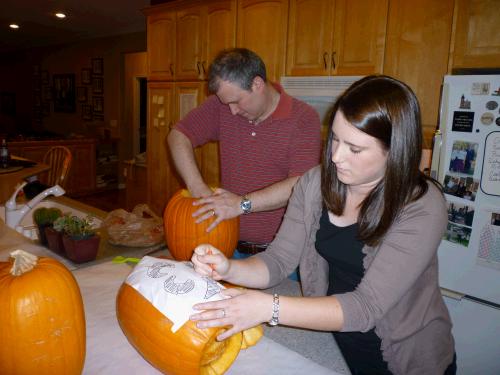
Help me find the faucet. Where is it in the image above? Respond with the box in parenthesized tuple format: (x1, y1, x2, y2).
(4, 182, 66, 229)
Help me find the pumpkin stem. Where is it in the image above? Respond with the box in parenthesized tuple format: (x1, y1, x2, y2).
(10, 249, 39, 276)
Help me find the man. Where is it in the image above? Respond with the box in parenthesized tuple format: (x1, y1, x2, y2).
(168, 48, 321, 258)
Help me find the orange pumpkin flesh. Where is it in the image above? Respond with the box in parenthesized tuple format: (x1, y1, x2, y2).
(116, 282, 243, 375)
(164, 189, 239, 260)
(0, 250, 86, 375)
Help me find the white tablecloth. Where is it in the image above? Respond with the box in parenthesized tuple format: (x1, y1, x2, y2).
(75, 261, 341, 375)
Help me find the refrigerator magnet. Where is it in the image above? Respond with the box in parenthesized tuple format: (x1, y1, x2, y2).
(480, 112, 495, 126)
(486, 101, 498, 110)
(452, 111, 474, 132)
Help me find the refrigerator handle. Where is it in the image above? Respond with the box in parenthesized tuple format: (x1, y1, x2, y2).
(430, 130, 442, 181)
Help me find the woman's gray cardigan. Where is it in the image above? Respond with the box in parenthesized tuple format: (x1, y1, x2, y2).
(256, 166, 455, 375)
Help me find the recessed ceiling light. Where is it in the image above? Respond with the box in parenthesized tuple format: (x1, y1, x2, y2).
(55, 12, 66, 19)
(9, 24, 20, 29)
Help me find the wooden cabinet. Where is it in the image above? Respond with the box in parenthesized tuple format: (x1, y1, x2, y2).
(147, 10, 176, 81)
(450, 0, 500, 68)
(9, 139, 97, 196)
(147, 83, 177, 215)
(237, 0, 289, 81)
(176, 1, 236, 80)
(147, 81, 220, 215)
(124, 161, 148, 211)
(384, 0, 454, 147)
(286, 0, 388, 76)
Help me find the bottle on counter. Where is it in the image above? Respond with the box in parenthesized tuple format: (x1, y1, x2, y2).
(0, 138, 10, 169)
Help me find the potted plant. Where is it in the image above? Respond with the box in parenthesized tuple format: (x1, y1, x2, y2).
(59, 215, 101, 263)
(33, 207, 62, 246)
(46, 215, 70, 255)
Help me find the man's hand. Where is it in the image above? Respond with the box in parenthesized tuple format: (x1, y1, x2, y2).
(192, 188, 242, 232)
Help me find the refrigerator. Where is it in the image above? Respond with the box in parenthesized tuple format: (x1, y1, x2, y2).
(431, 74, 500, 374)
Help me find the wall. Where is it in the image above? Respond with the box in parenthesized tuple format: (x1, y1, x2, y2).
(0, 32, 146, 140)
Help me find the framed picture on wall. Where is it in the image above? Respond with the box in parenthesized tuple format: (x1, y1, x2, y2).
(53, 74, 76, 113)
(41, 70, 49, 85)
(82, 104, 92, 121)
(81, 68, 91, 84)
(92, 96, 104, 114)
(43, 86, 52, 101)
(77, 86, 87, 102)
(92, 58, 103, 75)
(92, 77, 103, 94)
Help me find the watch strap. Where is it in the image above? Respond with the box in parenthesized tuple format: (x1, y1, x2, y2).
(268, 293, 280, 326)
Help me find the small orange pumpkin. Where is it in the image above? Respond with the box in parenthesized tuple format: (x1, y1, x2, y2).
(164, 189, 239, 260)
(0, 249, 86, 375)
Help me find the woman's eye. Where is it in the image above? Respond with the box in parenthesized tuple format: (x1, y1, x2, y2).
(350, 148, 361, 154)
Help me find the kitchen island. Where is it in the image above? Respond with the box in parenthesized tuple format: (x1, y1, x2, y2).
(0, 202, 349, 374)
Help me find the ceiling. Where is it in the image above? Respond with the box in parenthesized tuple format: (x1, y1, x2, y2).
(0, 0, 152, 53)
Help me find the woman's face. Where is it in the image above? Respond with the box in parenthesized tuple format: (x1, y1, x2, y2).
(331, 110, 388, 189)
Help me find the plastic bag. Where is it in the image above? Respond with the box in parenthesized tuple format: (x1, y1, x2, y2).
(103, 204, 164, 247)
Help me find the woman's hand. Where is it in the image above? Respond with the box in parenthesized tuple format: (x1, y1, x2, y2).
(190, 288, 272, 341)
(191, 244, 230, 280)
(192, 188, 242, 232)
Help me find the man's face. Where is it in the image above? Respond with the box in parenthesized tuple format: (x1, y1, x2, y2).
(215, 79, 266, 122)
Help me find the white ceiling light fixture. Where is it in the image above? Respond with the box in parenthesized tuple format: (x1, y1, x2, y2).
(9, 23, 20, 29)
(55, 12, 66, 19)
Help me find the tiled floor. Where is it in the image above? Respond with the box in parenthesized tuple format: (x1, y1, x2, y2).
(71, 188, 126, 212)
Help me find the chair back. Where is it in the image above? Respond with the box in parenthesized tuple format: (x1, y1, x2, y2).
(42, 146, 72, 188)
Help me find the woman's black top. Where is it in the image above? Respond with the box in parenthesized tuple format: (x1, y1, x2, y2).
(315, 207, 391, 375)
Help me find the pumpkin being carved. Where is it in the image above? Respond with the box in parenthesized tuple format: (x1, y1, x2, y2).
(0, 249, 86, 375)
(117, 282, 250, 375)
(164, 189, 239, 260)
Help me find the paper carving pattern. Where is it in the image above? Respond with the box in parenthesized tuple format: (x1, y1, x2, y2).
(203, 276, 222, 299)
(147, 262, 174, 278)
(164, 275, 195, 295)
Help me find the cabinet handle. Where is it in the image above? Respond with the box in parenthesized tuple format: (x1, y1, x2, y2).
(169, 64, 174, 76)
(201, 61, 206, 74)
(196, 61, 201, 75)
(331, 52, 336, 70)
(323, 52, 329, 70)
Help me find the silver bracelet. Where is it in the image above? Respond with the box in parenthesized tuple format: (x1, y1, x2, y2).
(268, 293, 280, 326)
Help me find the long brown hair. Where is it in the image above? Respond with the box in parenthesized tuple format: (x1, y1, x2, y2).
(321, 75, 434, 246)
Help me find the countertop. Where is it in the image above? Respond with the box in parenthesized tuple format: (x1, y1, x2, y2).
(0, 156, 50, 202)
(0, 208, 350, 374)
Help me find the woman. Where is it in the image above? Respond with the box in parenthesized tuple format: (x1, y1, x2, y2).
(190, 75, 456, 375)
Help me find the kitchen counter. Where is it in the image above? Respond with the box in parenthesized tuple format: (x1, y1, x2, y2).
(0, 212, 350, 374)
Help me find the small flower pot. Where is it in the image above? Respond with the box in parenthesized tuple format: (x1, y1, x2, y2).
(62, 234, 100, 263)
(45, 227, 65, 255)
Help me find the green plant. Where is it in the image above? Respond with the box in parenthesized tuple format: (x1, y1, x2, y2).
(33, 207, 63, 226)
(53, 215, 96, 240)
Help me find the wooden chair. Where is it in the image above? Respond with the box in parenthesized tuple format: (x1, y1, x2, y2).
(42, 146, 72, 188)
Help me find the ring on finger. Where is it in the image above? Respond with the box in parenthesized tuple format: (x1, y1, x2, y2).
(210, 209, 216, 216)
(221, 309, 226, 318)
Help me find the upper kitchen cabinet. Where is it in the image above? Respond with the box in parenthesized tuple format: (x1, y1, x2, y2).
(237, 0, 289, 82)
(384, 0, 454, 147)
(450, 0, 500, 69)
(176, 1, 236, 80)
(147, 10, 176, 81)
(286, 0, 388, 76)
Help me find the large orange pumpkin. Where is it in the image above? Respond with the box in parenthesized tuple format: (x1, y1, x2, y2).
(117, 282, 261, 375)
(164, 189, 239, 260)
(0, 249, 86, 375)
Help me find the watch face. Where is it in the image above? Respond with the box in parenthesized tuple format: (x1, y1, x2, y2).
(241, 199, 251, 213)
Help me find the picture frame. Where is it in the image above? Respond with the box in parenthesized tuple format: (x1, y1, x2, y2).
(81, 68, 91, 84)
(92, 77, 103, 94)
(92, 96, 104, 114)
(82, 104, 92, 121)
(53, 74, 76, 113)
(77, 86, 87, 102)
(91, 57, 103, 75)
(41, 70, 49, 85)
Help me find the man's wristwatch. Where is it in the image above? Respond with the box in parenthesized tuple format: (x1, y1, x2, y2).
(268, 293, 280, 326)
(240, 195, 252, 214)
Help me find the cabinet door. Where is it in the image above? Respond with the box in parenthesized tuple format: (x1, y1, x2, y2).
(176, 6, 204, 80)
(237, 0, 288, 82)
(205, 1, 237, 68)
(66, 144, 96, 195)
(147, 83, 177, 215)
(148, 11, 176, 81)
(174, 82, 220, 188)
(286, 0, 335, 76)
(384, 0, 454, 147)
(451, 0, 500, 68)
(333, 0, 388, 75)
